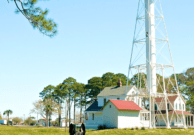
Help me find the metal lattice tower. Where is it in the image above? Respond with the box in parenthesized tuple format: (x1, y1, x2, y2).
(126, 0, 187, 129)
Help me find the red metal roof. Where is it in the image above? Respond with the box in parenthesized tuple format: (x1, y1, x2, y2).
(168, 110, 193, 115)
(155, 95, 178, 102)
(109, 99, 142, 111)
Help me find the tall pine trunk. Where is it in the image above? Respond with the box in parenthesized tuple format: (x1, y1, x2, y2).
(66, 108, 68, 127)
(49, 113, 51, 127)
(80, 95, 82, 123)
(69, 93, 71, 126)
(85, 95, 87, 110)
(58, 101, 61, 127)
(65, 106, 68, 132)
(7, 114, 9, 126)
(74, 97, 75, 124)
(46, 111, 48, 127)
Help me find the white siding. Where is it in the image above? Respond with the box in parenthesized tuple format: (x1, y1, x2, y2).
(156, 116, 167, 126)
(156, 115, 185, 127)
(125, 87, 141, 107)
(97, 96, 125, 107)
(174, 97, 185, 111)
(174, 115, 184, 127)
(0, 120, 7, 125)
(102, 102, 118, 128)
(118, 110, 140, 128)
(126, 87, 136, 96)
(85, 112, 103, 129)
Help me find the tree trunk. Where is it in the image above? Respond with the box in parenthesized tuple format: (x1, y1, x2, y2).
(49, 114, 51, 127)
(58, 101, 61, 127)
(59, 109, 61, 127)
(80, 95, 82, 123)
(85, 95, 87, 110)
(46, 111, 48, 127)
(69, 93, 71, 126)
(74, 97, 75, 124)
(65, 105, 68, 132)
(7, 114, 9, 126)
(66, 108, 68, 127)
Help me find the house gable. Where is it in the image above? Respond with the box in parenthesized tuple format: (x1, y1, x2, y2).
(102, 101, 118, 128)
(174, 96, 186, 111)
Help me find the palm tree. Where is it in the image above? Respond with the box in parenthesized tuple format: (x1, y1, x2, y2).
(3, 110, 13, 126)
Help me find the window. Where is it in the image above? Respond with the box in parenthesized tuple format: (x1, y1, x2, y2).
(176, 103, 177, 110)
(183, 104, 184, 110)
(104, 98, 106, 105)
(132, 91, 135, 95)
(109, 105, 111, 108)
(155, 104, 158, 111)
(117, 98, 120, 100)
(92, 113, 94, 120)
(85, 113, 88, 120)
(147, 114, 150, 120)
(179, 104, 181, 110)
(167, 103, 170, 110)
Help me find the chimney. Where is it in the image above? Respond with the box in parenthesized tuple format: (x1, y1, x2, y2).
(117, 79, 122, 87)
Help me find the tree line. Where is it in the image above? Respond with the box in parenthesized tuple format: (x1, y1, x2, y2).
(31, 72, 127, 127)
(31, 68, 194, 127)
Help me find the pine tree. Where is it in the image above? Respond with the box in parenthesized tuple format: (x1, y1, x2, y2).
(9, 0, 57, 37)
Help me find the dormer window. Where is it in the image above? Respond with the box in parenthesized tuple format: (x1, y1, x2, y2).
(117, 98, 120, 100)
(109, 105, 111, 108)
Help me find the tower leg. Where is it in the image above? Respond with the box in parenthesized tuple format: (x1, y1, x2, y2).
(162, 66, 171, 129)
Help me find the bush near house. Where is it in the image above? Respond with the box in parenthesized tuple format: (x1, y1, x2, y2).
(97, 125, 107, 130)
(141, 127, 146, 130)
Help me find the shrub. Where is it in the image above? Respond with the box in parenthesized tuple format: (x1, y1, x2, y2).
(36, 124, 42, 128)
(135, 127, 139, 130)
(97, 125, 107, 130)
(141, 127, 146, 130)
(131, 128, 134, 130)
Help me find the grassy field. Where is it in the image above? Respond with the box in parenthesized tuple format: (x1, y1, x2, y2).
(0, 125, 194, 135)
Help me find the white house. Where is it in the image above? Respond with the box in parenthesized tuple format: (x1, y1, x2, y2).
(85, 79, 145, 129)
(155, 95, 193, 127)
(102, 99, 142, 128)
(84, 79, 194, 129)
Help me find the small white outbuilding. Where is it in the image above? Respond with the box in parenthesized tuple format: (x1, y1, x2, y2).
(102, 99, 142, 129)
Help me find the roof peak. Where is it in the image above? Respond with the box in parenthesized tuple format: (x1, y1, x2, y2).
(97, 85, 134, 97)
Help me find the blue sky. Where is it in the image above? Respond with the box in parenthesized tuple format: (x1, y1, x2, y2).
(0, 0, 194, 120)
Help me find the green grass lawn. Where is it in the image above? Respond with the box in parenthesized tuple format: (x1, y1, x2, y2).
(0, 125, 194, 135)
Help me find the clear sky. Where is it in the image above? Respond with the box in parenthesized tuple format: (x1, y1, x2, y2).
(0, 0, 194, 120)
